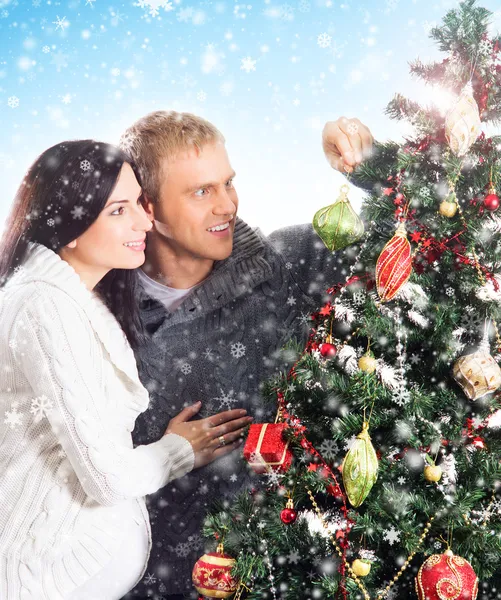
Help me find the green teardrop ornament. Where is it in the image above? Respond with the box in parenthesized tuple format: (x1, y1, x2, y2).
(313, 184, 365, 252)
(342, 421, 378, 508)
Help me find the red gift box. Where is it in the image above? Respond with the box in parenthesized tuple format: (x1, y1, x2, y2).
(243, 423, 293, 474)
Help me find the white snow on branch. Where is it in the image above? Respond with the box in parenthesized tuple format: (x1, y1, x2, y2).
(337, 344, 359, 375)
(476, 274, 501, 303)
(407, 309, 430, 328)
(376, 359, 400, 391)
(396, 282, 429, 310)
(333, 301, 356, 324)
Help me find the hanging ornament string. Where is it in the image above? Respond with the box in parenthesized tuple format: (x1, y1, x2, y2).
(445, 155, 501, 352)
(306, 488, 435, 600)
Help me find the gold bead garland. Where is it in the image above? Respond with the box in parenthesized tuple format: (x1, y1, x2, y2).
(306, 488, 434, 599)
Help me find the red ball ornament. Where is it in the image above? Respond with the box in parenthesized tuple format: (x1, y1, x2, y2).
(320, 342, 337, 358)
(483, 193, 500, 212)
(192, 545, 238, 598)
(415, 550, 478, 600)
(280, 498, 298, 524)
(280, 508, 298, 524)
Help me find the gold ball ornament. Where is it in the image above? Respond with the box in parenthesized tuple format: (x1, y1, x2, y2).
(352, 559, 371, 577)
(358, 353, 377, 374)
(439, 199, 457, 218)
(424, 465, 442, 482)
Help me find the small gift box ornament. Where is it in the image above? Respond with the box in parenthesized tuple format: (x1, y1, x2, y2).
(243, 423, 293, 474)
(453, 324, 501, 400)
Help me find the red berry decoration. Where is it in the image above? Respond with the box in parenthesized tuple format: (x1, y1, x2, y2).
(484, 192, 500, 211)
(320, 342, 337, 358)
(415, 549, 478, 600)
(280, 498, 298, 524)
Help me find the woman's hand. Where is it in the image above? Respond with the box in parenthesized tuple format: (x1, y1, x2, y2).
(165, 401, 253, 468)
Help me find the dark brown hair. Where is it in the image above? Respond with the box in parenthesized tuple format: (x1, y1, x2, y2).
(0, 139, 143, 347)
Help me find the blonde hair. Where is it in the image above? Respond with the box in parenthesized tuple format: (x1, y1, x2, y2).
(119, 110, 225, 203)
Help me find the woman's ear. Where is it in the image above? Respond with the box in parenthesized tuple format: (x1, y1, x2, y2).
(66, 239, 77, 249)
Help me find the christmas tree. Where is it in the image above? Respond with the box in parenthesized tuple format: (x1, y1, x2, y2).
(194, 2, 501, 598)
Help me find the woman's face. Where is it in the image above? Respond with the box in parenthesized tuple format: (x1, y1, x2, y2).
(68, 163, 152, 274)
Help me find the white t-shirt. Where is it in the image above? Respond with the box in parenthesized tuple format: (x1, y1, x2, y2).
(137, 268, 196, 312)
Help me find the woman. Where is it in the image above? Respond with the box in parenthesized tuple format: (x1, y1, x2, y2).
(0, 140, 251, 599)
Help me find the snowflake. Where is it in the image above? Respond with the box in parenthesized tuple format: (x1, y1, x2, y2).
(30, 395, 54, 421)
(174, 542, 191, 558)
(286, 296, 296, 306)
(264, 469, 284, 486)
(4, 406, 23, 430)
(319, 439, 338, 460)
(180, 362, 192, 375)
(317, 33, 332, 49)
(347, 121, 359, 135)
(197, 90, 207, 102)
(298, 0, 310, 12)
(383, 525, 401, 545)
(203, 348, 214, 360)
(47, 219, 55, 227)
(352, 291, 366, 306)
(460, 309, 482, 333)
(478, 38, 492, 56)
(240, 56, 257, 73)
(80, 159, 93, 172)
(419, 186, 430, 197)
(61, 93, 72, 104)
(286, 383, 296, 393)
(53, 15, 69, 31)
(285, 261, 292, 269)
(386, 0, 399, 9)
(230, 342, 246, 359)
(279, 4, 294, 20)
(397, 476, 406, 485)
(409, 353, 421, 365)
(7, 96, 19, 109)
(213, 389, 237, 410)
(343, 435, 356, 451)
(71, 206, 86, 220)
(445, 287, 455, 297)
(13, 265, 26, 278)
(288, 550, 301, 564)
(136, 0, 174, 17)
(85, 0, 96, 6)
(392, 386, 410, 406)
(434, 540, 442, 550)
(143, 572, 157, 585)
(42, 45, 50, 53)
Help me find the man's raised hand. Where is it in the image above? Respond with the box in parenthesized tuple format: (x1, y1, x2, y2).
(322, 117, 374, 174)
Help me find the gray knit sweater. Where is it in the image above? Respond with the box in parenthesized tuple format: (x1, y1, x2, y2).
(127, 219, 342, 598)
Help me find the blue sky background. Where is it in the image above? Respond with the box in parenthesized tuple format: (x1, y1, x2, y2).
(1, 0, 501, 233)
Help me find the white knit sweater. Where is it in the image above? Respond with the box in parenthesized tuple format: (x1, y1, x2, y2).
(0, 243, 195, 599)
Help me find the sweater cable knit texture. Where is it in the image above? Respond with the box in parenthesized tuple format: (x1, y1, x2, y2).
(0, 243, 194, 600)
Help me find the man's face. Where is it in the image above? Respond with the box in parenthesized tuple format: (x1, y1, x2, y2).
(147, 141, 238, 262)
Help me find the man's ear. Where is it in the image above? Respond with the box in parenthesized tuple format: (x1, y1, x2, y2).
(142, 195, 156, 223)
(66, 239, 77, 249)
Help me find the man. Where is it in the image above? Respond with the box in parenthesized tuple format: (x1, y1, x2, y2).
(119, 113, 374, 599)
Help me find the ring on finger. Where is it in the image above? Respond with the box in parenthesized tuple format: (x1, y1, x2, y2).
(218, 435, 226, 447)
